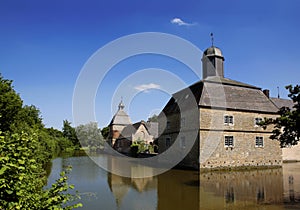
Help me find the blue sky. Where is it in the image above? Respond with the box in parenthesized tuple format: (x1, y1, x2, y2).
(1, 0, 300, 129)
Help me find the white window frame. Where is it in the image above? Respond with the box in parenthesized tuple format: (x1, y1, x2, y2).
(255, 136, 264, 147)
(254, 117, 263, 127)
(224, 136, 234, 148)
(224, 115, 234, 125)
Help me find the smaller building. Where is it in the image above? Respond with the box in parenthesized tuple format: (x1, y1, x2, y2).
(108, 100, 132, 147)
(108, 101, 158, 154)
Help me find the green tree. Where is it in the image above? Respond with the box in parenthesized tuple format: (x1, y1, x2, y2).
(0, 74, 81, 208)
(101, 126, 109, 140)
(76, 122, 104, 149)
(62, 120, 80, 147)
(11, 105, 44, 132)
(0, 74, 23, 132)
(261, 85, 300, 147)
(148, 114, 158, 122)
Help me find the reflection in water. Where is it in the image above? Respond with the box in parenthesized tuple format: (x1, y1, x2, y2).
(46, 155, 300, 210)
(200, 169, 285, 210)
(283, 163, 300, 205)
(157, 170, 199, 210)
(108, 173, 157, 209)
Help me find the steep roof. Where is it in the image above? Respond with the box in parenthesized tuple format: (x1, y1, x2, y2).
(109, 109, 131, 126)
(119, 121, 158, 139)
(270, 97, 294, 110)
(120, 122, 143, 138)
(161, 76, 279, 114)
(146, 122, 158, 138)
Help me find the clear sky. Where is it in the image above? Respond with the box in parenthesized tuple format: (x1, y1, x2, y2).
(1, 0, 300, 130)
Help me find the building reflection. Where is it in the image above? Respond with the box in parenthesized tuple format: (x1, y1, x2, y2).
(283, 163, 300, 204)
(106, 156, 157, 209)
(157, 170, 200, 210)
(105, 154, 300, 210)
(199, 168, 284, 209)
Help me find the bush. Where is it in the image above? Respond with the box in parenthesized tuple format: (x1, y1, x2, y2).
(0, 131, 82, 209)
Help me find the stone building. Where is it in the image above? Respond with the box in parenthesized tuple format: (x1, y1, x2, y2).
(107, 101, 132, 147)
(108, 101, 158, 154)
(157, 45, 282, 170)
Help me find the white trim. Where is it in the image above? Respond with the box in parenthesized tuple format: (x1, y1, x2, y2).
(224, 135, 234, 148)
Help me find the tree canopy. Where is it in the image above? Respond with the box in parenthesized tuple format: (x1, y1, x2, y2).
(101, 126, 109, 140)
(63, 120, 80, 147)
(0, 74, 81, 208)
(262, 85, 300, 147)
(0, 74, 23, 132)
(76, 122, 104, 149)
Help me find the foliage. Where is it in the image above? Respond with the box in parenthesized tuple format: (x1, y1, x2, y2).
(261, 85, 300, 147)
(0, 131, 82, 209)
(11, 105, 44, 131)
(0, 74, 23, 132)
(101, 126, 109, 140)
(0, 74, 81, 208)
(75, 122, 104, 149)
(63, 120, 80, 148)
(147, 114, 158, 122)
(130, 138, 155, 156)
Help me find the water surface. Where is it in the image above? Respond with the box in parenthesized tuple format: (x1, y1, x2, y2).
(47, 155, 300, 210)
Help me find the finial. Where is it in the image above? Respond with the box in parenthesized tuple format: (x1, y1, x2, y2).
(118, 97, 125, 110)
(277, 87, 280, 99)
(210, 33, 214, 46)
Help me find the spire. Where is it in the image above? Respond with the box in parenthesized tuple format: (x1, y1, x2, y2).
(277, 86, 280, 99)
(118, 98, 125, 110)
(210, 32, 214, 47)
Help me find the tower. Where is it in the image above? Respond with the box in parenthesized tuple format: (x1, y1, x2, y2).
(201, 35, 225, 79)
(108, 100, 132, 146)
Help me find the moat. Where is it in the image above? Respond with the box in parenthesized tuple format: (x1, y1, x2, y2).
(46, 153, 300, 210)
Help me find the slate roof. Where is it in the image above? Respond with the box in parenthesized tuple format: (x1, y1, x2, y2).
(120, 122, 143, 138)
(161, 76, 279, 114)
(203, 46, 224, 59)
(109, 109, 132, 126)
(146, 122, 158, 138)
(119, 121, 158, 139)
(270, 97, 294, 110)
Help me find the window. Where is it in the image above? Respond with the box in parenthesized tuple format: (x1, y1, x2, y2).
(180, 136, 186, 149)
(166, 121, 171, 130)
(224, 136, 234, 147)
(166, 137, 171, 148)
(224, 115, 234, 125)
(255, 118, 263, 126)
(181, 117, 186, 128)
(255, 137, 264, 147)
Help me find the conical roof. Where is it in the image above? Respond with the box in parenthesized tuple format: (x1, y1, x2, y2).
(109, 100, 132, 126)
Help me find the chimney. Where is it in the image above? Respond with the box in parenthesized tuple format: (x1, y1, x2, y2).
(263, 89, 270, 98)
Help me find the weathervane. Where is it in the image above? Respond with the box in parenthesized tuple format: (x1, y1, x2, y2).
(210, 33, 214, 46)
